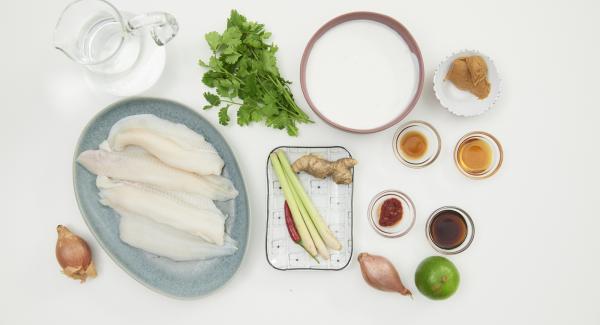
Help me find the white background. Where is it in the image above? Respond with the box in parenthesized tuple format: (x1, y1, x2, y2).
(1, 0, 599, 324)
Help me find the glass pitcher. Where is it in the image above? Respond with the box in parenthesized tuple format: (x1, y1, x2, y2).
(53, 0, 178, 96)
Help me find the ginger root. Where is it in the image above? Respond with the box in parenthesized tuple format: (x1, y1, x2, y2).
(292, 154, 357, 184)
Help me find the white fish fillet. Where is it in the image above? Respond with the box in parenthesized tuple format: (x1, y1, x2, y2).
(117, 209, 237, 261)
(77, 149, 238, 201)
(97, 177, 226, 245)
(107, 114, 224, 175)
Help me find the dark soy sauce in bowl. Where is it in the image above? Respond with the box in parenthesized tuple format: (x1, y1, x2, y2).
(429, 210, 468, 249)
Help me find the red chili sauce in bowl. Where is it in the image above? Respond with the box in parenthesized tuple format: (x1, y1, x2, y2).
(378, 198, 403, 227)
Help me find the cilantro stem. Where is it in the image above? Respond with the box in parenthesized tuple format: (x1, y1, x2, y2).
(213, 64, 243, 83)
(221, 99, 243, 105)
(252, 75, 308, 120)
(266, 75, 310, 121)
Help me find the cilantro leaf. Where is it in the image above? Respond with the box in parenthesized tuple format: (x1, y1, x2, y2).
(208, 56, 221, 69)
(261, 47, 279, 76)
(239, 74, 257, 97)
(236, 104, 253, 126)
(223, 52, 242, 64)
(244, 35, 263, 48)
(221, 27, 242, 48)
(205, 32, 221, 52)
(216, 79, 237, 98)
(218, 106, 230, 125)
(251, 110, 263, 122)
(222, 46, 236, 55)
(198, 10, 313, 136)
(203, 92, 221, 106)
(201, 70, 221, 87)
(261, 103, 278, 117)
(286, 122, 299, 136)
(227, 10, 247, 29)
(267, 111, 289, 130)
(197, 59, 209, 68)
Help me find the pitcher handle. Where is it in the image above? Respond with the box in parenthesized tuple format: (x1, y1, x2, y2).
(128, 12, 179, 46)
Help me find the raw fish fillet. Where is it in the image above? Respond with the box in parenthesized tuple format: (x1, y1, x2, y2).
(117, 209, 237, 261)
(97, 177, 226, 245)
(107, 114, 224, 175)
(77, 149, 238, 201)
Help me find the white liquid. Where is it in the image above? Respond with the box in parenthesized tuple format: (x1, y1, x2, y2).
(306, 21, 419, 130)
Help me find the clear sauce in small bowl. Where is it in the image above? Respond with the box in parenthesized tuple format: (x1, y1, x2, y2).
(393, 121, 441, 168)
(399, 131, 428, 159)
(454, 131, 503, 179)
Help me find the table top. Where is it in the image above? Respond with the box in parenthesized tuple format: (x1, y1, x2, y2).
(2, 0, 599, 324)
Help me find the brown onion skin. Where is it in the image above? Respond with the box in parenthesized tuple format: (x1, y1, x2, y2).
(358, 252, 412, 297)
(56, 225, 96, 282)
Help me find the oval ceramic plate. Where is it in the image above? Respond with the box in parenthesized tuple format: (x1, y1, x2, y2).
(73, 98, 249, 298)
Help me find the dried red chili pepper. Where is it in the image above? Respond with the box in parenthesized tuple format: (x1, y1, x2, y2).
(284, 201, 301, 243)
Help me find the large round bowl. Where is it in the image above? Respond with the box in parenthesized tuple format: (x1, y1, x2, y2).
(300, 12, 425, 133)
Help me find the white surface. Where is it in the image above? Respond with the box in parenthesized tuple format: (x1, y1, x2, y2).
(306, 19, 419, 130)
(1, 0, 599, 324)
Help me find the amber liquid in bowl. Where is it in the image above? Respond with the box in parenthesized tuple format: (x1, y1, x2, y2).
(457, 138, 492, 174)
(399, 131, 427, 159)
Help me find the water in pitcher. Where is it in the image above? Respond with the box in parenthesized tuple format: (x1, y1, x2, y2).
(80, 14, 166, 95)
(79, 16, 138, 73)
(54, 0, 177, 96)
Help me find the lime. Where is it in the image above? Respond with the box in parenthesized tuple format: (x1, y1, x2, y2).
(414, 256, 460, 300)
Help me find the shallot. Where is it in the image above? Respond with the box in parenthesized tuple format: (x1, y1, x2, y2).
(55, 225, 96, 282)
(358, 252, 412, 297)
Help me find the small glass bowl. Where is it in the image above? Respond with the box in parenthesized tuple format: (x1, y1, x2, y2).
(393, 121, 441, 168)
(367, 190, 416, 237)
(426, 206, 475, 255)
(454, 131, 503, 179)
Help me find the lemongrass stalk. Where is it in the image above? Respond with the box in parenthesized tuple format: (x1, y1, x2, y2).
(291, 184, 330, 260)
(270, 153, 317, 257)
(276, 150, 342, 250)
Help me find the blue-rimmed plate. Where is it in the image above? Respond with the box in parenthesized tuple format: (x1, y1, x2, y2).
(73, 98, 249, 298)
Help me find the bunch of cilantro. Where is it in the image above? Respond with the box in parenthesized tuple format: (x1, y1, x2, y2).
(199, 10, 312, 136)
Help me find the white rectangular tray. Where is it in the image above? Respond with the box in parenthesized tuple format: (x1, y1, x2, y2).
(266, 146, 353, 270)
